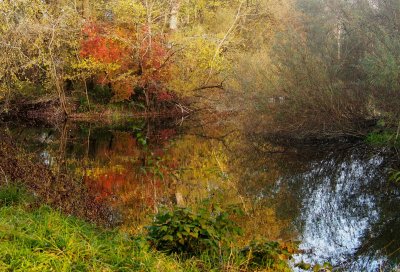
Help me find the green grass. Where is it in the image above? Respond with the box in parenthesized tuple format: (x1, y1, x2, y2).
(0, 184, 186, 272)
(0, 205, 188, 271)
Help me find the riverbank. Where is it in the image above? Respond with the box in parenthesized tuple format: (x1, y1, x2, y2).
(0, 96, 191, 125)
(0, 197, 181, 271)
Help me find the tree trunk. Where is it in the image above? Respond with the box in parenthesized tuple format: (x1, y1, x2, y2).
(169, 0, 180, 31)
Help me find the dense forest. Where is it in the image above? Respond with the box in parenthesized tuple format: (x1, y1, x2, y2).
(1, 0, 400, 271)
(1, 0, 286, 116)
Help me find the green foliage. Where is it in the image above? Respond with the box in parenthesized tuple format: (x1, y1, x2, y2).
(147, 204, 243, 256)
(146, 205, 295, 271)
(90, 84, 113, 104)
(295, 261, 333, 272)
(240, 240, 295, 270)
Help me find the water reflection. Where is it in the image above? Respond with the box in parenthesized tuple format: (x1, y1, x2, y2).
(3, 120, 400, 271)
(293, 154, 384, 269)
(233, 141, 399, 271)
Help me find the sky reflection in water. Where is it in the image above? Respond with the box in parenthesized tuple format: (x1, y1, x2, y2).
(291, 155, 386, 271)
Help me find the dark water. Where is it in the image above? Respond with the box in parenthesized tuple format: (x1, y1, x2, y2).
(2, 118, 400, 271)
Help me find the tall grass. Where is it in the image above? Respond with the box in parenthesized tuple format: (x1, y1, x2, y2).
(0, 184, 181, 271)
(0, 204, 186, 271)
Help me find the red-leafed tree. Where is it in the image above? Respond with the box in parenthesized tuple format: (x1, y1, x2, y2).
(79, 22, 136, 100)
(79, 21, 174, 104)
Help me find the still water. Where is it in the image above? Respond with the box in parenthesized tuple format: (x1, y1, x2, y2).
(3, 117, 400, 271)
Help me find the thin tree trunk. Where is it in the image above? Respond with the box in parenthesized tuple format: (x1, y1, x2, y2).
(83, 79, 91, 111)
(49, 24, 69, 116)
(169, 0, 180, 31)
(204, 0, 245, 85)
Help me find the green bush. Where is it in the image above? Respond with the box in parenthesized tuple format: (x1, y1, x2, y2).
(146, 205, 243, 256)
(91, 84, 113, 104)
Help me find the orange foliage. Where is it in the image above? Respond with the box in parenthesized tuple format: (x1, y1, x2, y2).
(139, 28, 170, 87)
(80, 22, 173, 102)
(80, 23, 131, 65)
(85, 167, 167, 207)
(80, 22, 136, 100)
(85, 172, 126, 202)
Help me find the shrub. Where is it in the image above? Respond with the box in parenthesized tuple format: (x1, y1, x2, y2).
(146, 205, 242, 256)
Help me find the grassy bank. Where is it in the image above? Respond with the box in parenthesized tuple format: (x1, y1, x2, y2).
(0, 186, 183, 271)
